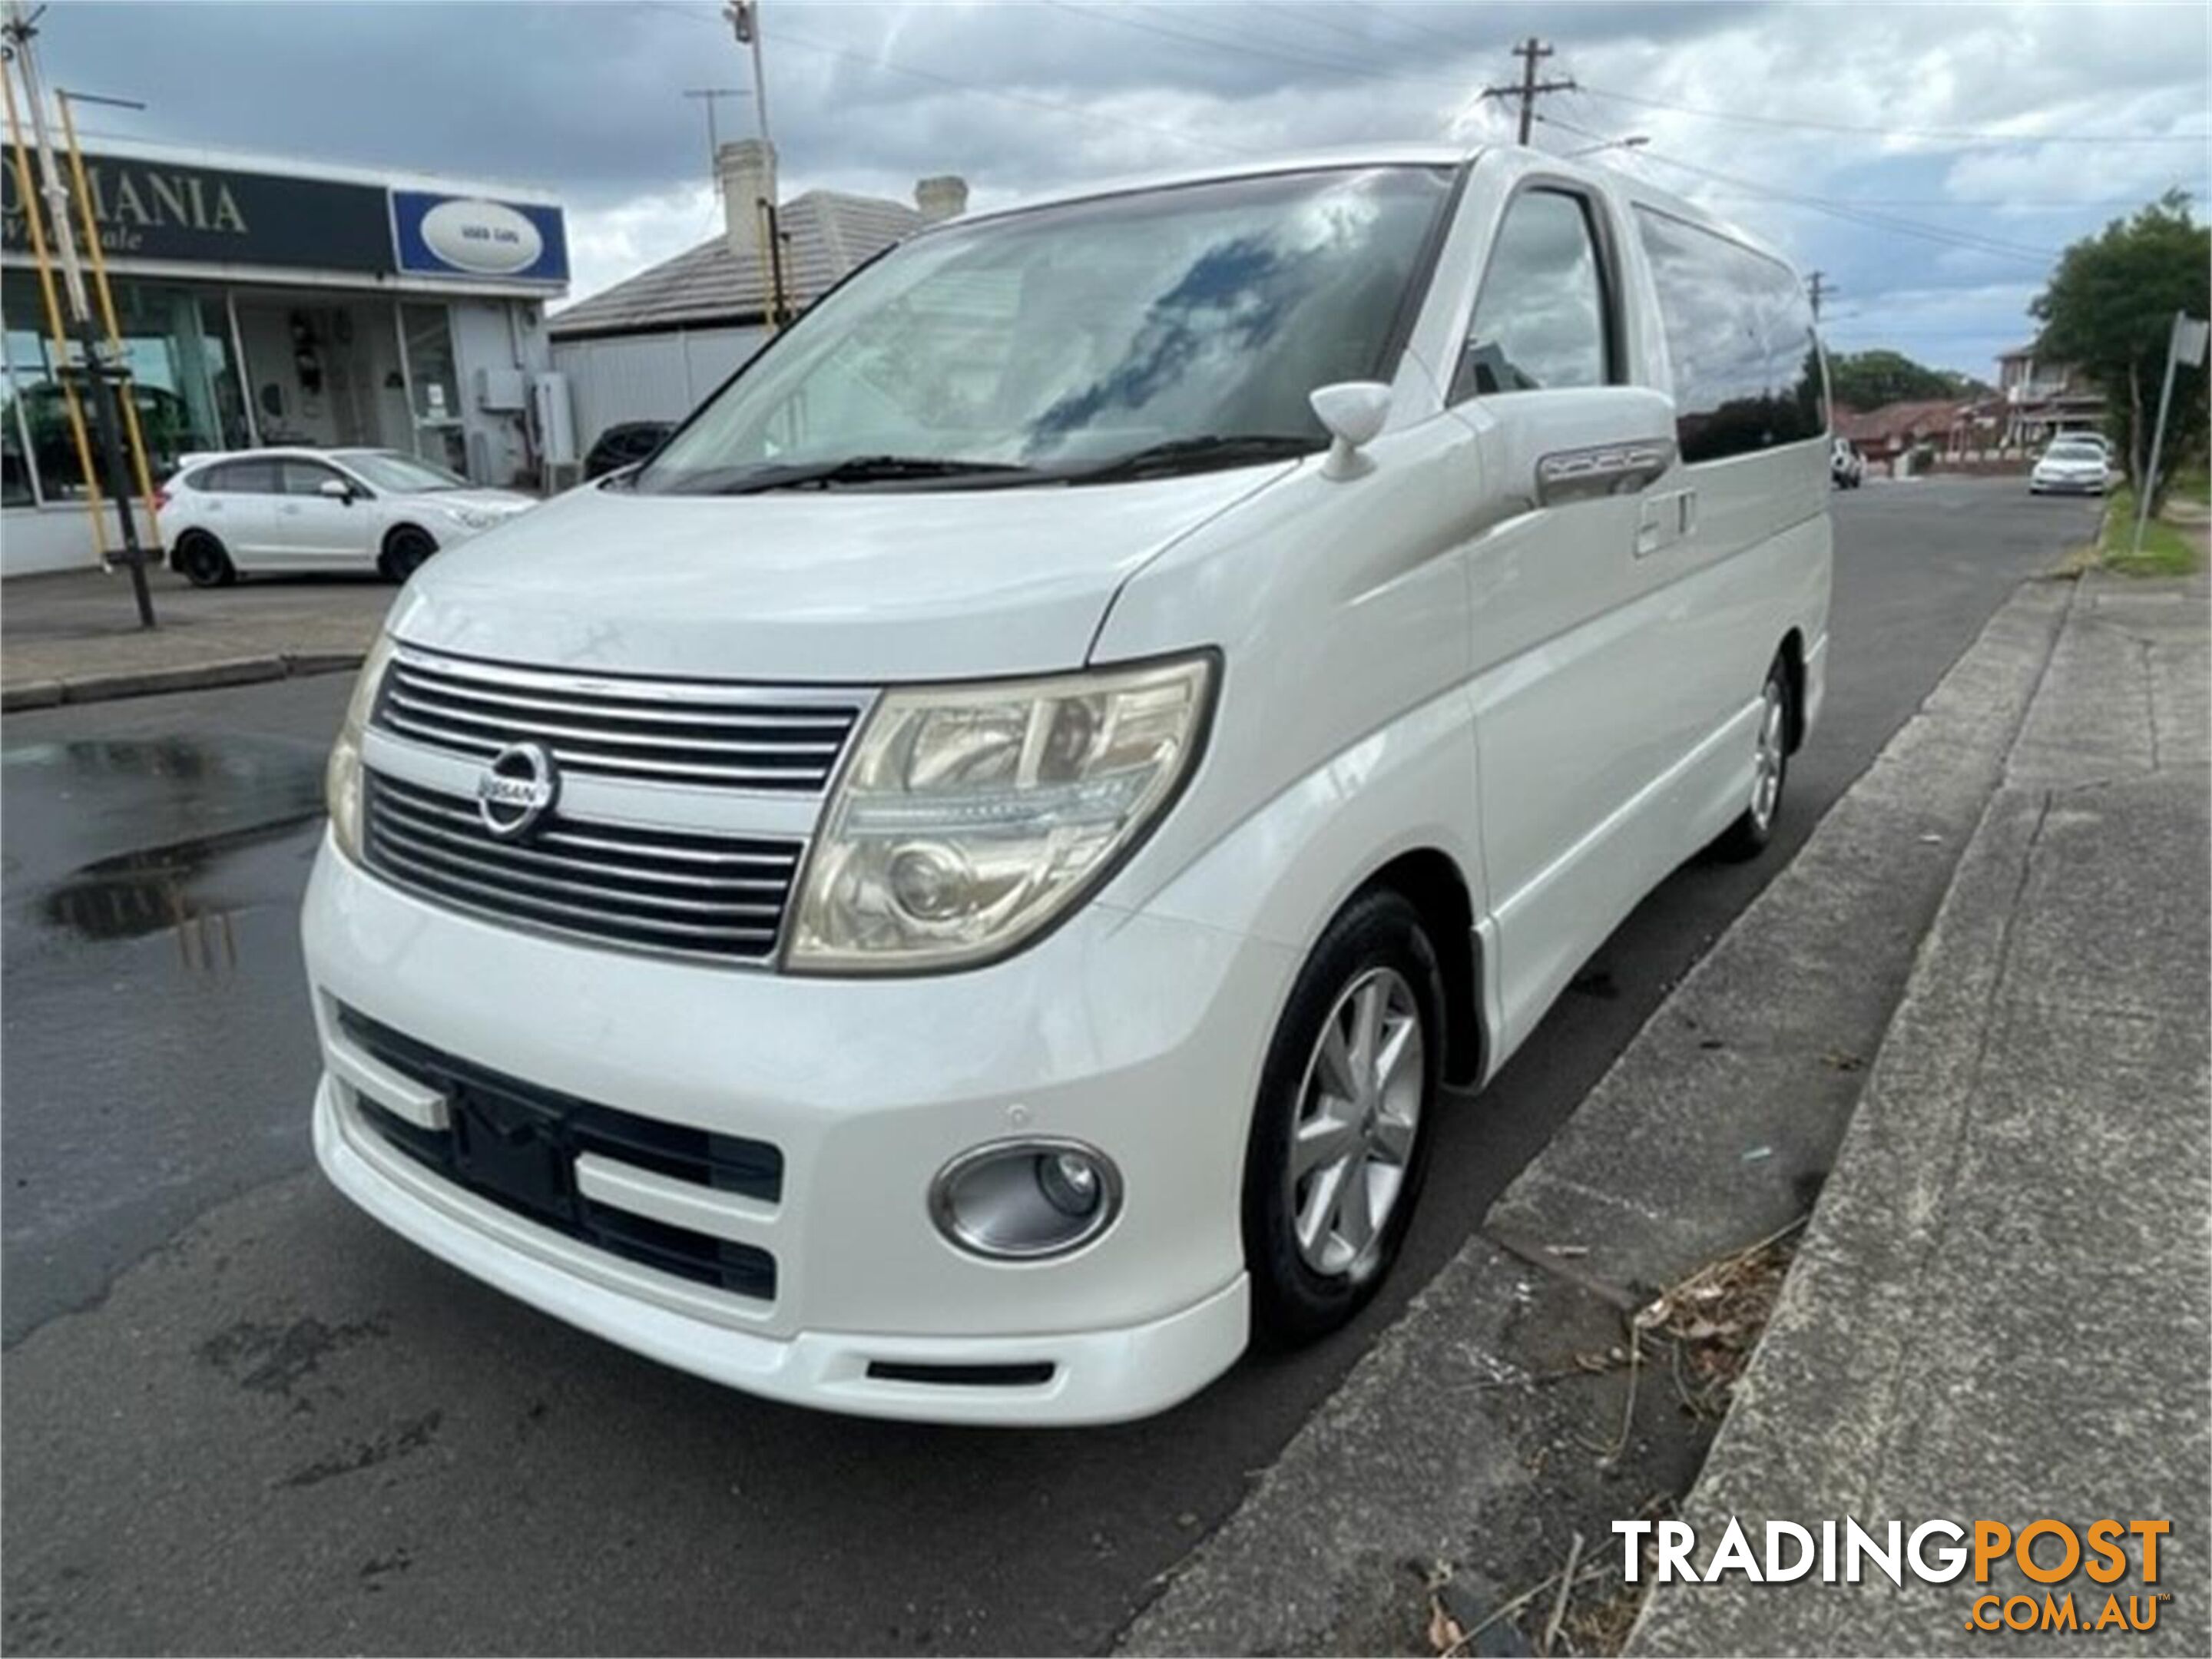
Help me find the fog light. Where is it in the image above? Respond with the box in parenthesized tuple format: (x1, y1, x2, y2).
(929, 1139, 1122, 1260)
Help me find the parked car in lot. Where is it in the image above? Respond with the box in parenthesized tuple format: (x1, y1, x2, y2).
(306, 146, 1832, 1425)
(1830, 435, 1864, 488)
(582, 419, 675, 479)
(2029, 436, 2111, 495)
(159, 447, 537, 585)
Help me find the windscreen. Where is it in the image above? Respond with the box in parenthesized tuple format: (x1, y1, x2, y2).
(634, 165, 1455, 494)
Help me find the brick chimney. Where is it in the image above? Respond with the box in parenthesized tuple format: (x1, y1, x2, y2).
(914, 175, 969, 224)
(718, 139, 777, 264)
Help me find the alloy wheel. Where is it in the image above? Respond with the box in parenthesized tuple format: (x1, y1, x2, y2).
(1750, 680, 1786, 831)
(1285, 965, 1426, 1279)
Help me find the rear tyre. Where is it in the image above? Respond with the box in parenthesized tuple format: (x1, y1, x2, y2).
(171, 531, 235, 588)
(1712, 654, 1793, 863)
(379, 525, 438, 583)
(1243, 888, 1444, 1347)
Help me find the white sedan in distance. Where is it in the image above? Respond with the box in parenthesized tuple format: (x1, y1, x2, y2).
(2028, 437, 2112, 497)
(159, 448, 538, 585)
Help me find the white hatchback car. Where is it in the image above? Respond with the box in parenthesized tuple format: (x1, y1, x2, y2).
(160, 447, 537, 585)
(305, 147, 1832, 1424)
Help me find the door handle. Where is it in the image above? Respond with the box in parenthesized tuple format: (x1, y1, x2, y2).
(1637, 488, 1697, 558)
(1535, 440, 1675, 507)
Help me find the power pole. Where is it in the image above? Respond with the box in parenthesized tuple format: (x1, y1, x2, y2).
(1806, 270, 1835, 323)
(1482, 38, 1576, 147)
(681, 87, 745, 177)
(726, 1, 770, 149)
(723, 1, 788, 329)
(2, 0, 155, 627)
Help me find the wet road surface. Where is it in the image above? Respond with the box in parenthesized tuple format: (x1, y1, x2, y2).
(0, 480, 2102, 1653)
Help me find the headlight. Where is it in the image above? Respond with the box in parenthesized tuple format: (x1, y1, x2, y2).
(786, 653, 1215, 972)
(442, 505, 502, 530)
(325, 633, 396, 862)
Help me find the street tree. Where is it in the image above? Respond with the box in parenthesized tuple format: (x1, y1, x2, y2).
(1828, 349, 1979, 411)
(2031, 190, 2210, 507)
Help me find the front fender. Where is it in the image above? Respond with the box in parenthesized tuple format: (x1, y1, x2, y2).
(1107, 687, 1493, 1064)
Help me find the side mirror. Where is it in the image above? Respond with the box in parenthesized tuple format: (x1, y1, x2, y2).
(318, 478, 354, 503)
(1310, 381, 1391, 481)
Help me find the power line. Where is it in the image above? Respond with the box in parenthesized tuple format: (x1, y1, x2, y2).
(1253, 1, 1482, 56)
(1535, 111, 2062, 265)
(646, 2, 1268, 161)
(1043, 0, 1479, 96)
(1578, 83, 2211, 147)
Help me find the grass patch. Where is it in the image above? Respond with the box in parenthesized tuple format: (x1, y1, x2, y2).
(2100, 486, 2201, 577)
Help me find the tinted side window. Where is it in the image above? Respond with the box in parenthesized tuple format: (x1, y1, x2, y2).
(1452, 189, 1611, 401)
(280, 459, 343, 495)
(1634, 207, 1826, 463)
(205, 459, 280, 493)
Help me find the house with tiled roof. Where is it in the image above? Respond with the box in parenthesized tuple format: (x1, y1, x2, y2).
(548, 141, 964, 451)
(1833, 397, 1972, 474)
(1993, 343, 2106, 449)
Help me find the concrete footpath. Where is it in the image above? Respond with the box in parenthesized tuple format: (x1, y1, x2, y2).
(1631, 569, 2210, 1656)
(0, 567, 387, 710)
(1121, 578, 2092, 1654)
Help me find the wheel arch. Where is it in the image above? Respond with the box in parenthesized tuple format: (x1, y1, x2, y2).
(1349, 848, 1485, 1087)
(382, 520, 439, 558)
(1777, 628, 1807, 753)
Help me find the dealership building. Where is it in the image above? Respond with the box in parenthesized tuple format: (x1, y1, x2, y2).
(2, 135, 569, 576)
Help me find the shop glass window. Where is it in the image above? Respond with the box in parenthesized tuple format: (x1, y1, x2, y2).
(108, 280, 234, 475)
(1454, 190, 1612, 401)
(1, 272, 253, 499)
(3, 268, 91, 501)
(3, 363, 35, 506)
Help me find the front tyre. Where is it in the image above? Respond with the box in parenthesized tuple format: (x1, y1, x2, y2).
(1243, 889, 1443, 1346)
(1712, 654, 1793, 863)
(379, 525, 438, 583)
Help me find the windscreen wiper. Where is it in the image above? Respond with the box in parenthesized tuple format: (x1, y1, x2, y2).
(1065, 433, 1322, 485)
(717, 455, 1048, 494)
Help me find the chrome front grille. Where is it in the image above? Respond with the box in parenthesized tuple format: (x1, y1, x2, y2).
(363, 771, 801, 962)
(373, 649, 866, 793)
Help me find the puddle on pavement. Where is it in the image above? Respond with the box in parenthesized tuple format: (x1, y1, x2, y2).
(39, 833, 288, 962)
(6, 736, 329, 961)
(2, 735, 326, 811)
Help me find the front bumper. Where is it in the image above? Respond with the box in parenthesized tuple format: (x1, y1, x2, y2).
(2031, 474, 2105, 493)
(303, 837, 1293, 1425)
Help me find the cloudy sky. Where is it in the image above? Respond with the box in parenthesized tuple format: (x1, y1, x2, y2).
(36, 0, 2212, 377)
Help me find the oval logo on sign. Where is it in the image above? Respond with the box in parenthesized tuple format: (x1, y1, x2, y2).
(419, 198, 544, 276)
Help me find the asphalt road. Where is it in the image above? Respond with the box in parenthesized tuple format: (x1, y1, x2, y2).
(0, 478, 2103, 1655)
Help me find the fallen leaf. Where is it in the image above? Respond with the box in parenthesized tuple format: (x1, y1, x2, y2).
(1428, 1595, 1466, 1655)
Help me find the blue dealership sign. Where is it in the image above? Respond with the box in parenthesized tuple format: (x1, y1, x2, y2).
(391, 189, 568, 285)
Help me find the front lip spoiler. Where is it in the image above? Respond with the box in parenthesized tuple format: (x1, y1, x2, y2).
(313, 1075, 1252, 1426)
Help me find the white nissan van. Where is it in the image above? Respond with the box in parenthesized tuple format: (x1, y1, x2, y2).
(304, 146, 1831, 1425)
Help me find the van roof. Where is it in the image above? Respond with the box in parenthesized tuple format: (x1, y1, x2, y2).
(949, 144, 1796, 275)
(953, 144, 1481, 226)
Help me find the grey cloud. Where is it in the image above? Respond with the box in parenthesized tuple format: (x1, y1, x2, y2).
(31, 0, 2210, 375)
